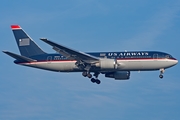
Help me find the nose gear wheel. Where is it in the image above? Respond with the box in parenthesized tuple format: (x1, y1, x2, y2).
(159, 68, 165, 79)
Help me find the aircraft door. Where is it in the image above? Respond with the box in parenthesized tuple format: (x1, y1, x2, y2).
(47, 56, 52, 63)
(153, 54, 158, 59)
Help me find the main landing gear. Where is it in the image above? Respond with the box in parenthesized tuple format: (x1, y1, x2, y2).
(159, 68, 165, 79)
(82, 71, 92, 78)
(82, 71, 101, 84)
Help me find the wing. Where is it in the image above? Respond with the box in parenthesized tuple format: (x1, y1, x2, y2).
(40, 38, 99, 63)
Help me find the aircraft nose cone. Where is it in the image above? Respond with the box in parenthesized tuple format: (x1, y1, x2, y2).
(168, 59, 178, 67)
(174, 59, 178, 65)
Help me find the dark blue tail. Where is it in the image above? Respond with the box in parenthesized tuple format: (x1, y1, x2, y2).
(11, 25, 46, 57)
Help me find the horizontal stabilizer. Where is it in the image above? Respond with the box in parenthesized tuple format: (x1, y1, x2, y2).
(3, 51, 37, 62)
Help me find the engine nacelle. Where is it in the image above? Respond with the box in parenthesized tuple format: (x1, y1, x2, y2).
(105, 71, 130, 80)
(95, 59, 118, 70)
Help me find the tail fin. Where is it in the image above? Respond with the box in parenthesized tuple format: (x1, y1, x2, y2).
(11, 25, 46, 57)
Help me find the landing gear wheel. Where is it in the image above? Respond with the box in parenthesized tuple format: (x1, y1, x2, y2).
(91, 78, 96, 83)
(82, 72, 87, 77)
(93, 72, 100, 78)
(87, 74, 92, 78)
(96, 79, 101, 84)
(159, 75, 163, 79)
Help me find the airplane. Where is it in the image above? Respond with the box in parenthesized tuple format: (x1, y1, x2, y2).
(3, 25, 178, 84)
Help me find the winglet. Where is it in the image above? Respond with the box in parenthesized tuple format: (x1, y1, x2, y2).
(11, 25, 21, 30)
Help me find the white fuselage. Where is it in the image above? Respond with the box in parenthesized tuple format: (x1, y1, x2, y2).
(19, 58, 178, 72)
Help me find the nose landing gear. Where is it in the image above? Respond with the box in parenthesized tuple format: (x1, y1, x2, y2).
(159, 68, 165, 79)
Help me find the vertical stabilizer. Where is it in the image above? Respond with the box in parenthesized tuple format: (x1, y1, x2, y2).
(11, 25, 46, 57)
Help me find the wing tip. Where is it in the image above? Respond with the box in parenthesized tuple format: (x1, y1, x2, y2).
(11, 25, 21, 30)
(40, 38, 48, 41)
(2, 50, 8, 53)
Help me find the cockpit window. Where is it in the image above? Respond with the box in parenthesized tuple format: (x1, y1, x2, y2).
(165, 55, 170, 58)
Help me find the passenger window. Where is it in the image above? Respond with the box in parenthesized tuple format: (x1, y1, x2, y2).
(54, 56, 60, 60)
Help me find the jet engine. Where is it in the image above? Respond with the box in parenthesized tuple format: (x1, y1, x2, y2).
(105, 71, 130, 80)
(95, 59, 118, 70)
